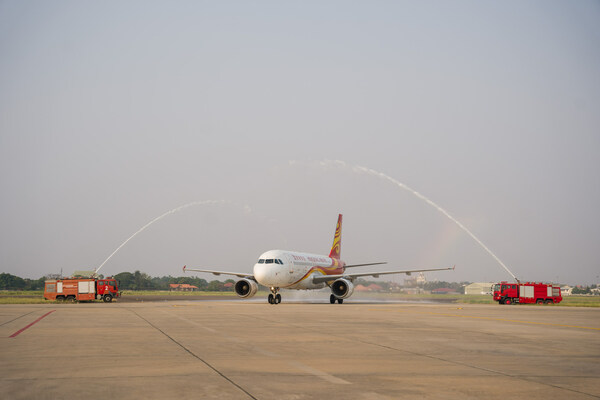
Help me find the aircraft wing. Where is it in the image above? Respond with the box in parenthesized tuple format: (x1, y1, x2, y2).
(312, 266, 455, 284)
(183, 265, 253, 278)
(344, 262, 387, 268)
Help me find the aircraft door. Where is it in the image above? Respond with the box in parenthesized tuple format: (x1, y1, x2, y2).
(286, 254, 296, 284)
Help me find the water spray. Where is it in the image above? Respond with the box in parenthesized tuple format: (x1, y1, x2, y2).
(316, 160, 520, 282)
(93, 200, 231, 277)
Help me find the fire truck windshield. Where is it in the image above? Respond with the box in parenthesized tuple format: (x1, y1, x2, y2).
(493, 284, 500, 292)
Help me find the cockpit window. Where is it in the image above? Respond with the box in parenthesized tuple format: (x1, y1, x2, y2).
(260, 258, 283, 264)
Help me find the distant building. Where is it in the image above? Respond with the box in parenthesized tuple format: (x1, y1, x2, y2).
(404, 272, 426, 287)
(402, 287, 425, 295)
(355, 284, 370, 292)
(355, 284, 383, 292)
(464, 282, 495, 295)
(388, 282, 402, 292)
(169, 284, 198, 291)
(560, 286, 573, 296)
(367, 283, 383, 291)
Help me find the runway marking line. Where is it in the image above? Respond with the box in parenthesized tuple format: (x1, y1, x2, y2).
(9, 310, 56, 338)
(162, 310, 351, 384)
(368, 308, 600, 331)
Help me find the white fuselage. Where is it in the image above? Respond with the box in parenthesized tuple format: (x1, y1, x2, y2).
(252, 250, 345, 289)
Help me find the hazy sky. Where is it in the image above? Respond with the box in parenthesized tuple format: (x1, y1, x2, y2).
(1, 1, 599, 285)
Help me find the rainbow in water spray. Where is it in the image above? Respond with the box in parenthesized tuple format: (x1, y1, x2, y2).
(316, 159, 519, 282)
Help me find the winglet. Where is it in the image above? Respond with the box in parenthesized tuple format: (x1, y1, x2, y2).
(452, 265, 456, 270)
(329, 214, 343, 259)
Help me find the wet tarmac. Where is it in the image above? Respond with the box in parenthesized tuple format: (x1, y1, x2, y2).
(1, 300, 599, 399)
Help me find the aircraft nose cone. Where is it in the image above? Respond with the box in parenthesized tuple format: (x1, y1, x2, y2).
(253, 264, 273, 286)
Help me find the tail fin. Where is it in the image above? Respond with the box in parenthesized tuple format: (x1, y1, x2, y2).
(329, 214, 343, 259)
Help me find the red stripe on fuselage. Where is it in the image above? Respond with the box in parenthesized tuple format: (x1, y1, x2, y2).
(288, 258, 345, 286)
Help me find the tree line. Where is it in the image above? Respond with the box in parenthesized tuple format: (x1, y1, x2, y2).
(1, 272, 465, 292)
(0, 273, 45, 290)
(0, 271, 234, 291)
(571, 285, 599, 295)
(112, 271, 234, 291)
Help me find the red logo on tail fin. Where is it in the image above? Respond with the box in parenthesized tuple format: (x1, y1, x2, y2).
(329, 214, 343, 259)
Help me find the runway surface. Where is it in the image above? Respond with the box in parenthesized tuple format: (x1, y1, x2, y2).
(1, 300, 599, 399)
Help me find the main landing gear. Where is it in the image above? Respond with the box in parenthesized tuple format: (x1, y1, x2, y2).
(330, 294, 343, 304)
(268, 287, 281, 304)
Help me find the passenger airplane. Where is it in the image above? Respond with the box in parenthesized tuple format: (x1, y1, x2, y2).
(184, 214, 454, 304)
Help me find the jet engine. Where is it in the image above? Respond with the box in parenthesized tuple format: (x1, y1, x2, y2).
(331, 278, 354, 299)
(234, 278, 258, 298)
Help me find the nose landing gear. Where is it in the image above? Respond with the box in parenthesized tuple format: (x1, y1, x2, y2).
(268, 288, 281, 304)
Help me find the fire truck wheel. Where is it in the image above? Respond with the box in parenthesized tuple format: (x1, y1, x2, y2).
(545, 299, 554, 304)
(536, 299, 544, 304)
(67, 296, 76, 303)
(504, 298, 511, 305)
(103, 294, 113, 303)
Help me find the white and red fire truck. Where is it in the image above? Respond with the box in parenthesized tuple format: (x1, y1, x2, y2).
(44, 277, 120, 303)
(492, 281, 562, 305)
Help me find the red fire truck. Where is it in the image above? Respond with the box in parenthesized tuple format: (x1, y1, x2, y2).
(44, 277, 120, 302)
(492, 281, 562, 305)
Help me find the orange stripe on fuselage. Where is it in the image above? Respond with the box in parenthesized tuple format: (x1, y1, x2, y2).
(289, 258, 345, 286)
